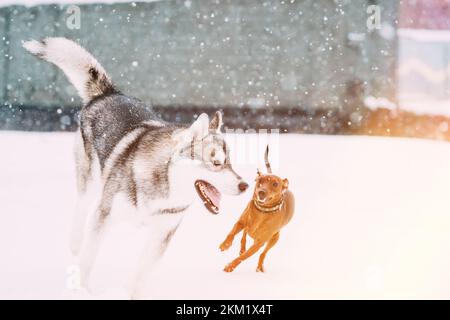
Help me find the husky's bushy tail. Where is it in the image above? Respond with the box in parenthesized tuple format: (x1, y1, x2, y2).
(23, 37, 116, 103)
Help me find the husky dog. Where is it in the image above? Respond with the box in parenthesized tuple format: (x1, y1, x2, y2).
(23, 37, 248, 297)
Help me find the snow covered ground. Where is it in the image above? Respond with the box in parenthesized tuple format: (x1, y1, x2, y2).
(1, 131, 450, 299)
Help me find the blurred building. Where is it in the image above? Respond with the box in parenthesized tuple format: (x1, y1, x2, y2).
(0, 0, 398, 131)
(398, 0, 450, 115)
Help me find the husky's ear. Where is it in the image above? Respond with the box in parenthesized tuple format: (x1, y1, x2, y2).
(189, 113, 209, 140)
(255, 169, 262, 181)
(209, 111, 223, 132)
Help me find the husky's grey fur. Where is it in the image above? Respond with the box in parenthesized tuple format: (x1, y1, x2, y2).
(23, 37, 248, 297)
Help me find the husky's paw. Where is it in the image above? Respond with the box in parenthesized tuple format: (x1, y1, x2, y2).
(256, 265, 265, 273)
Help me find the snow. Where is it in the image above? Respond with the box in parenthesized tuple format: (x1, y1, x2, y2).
(1, 131, 450, 299)
(398, 29, 450, 43)
(364, 96, 397, 112)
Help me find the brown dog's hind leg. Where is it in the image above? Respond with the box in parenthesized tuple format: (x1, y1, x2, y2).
(224, 241, 264, 272)
(256, 232, 280, 273)
(239, 230, 247, 255)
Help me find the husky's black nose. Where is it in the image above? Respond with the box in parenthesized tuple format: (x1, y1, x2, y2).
(238, 181, 249, 192)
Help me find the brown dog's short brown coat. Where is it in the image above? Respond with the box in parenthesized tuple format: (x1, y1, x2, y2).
(219, 147, 295, 272)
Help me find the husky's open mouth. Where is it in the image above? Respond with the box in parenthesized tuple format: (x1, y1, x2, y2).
(195, 180, 221, 214)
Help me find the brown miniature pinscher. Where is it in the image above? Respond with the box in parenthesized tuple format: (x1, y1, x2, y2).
(219, 146, 295, 272)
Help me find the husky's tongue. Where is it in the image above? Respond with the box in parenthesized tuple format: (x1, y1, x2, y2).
(204, 184, 221, 209)
(194, 180, 221, 214)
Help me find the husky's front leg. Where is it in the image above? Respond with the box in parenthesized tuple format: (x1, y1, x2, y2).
(79, 190, 114, 289)
(130, 224, 179, 299)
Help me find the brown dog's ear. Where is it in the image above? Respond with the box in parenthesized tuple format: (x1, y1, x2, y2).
(282, 178, 289, 190)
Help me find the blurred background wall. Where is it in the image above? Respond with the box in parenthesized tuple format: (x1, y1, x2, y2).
(0, 0, 398, 131)
(398, 0, 450, 116)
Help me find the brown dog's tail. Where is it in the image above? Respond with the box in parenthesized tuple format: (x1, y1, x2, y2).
(264, 145, 272, 173)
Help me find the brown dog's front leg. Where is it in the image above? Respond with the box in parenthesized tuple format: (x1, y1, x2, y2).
(256, 232, 279, 272)
(219, 220, 244, 252)
(239, 230, 247, 255)
(224, 241, 264, 272)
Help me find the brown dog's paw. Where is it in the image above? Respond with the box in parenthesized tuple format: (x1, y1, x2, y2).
(219, 240, 232, 252)
(256, 265, 265, 273)
(223, 263, 236, 273)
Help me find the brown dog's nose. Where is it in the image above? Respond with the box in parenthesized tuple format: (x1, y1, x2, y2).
(238, 181, 249, 192)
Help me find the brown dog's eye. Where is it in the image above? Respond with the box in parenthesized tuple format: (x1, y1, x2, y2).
(273, 182, 279, 187)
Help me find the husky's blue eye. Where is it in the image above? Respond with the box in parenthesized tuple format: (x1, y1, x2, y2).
(273, 182, 279, 187)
